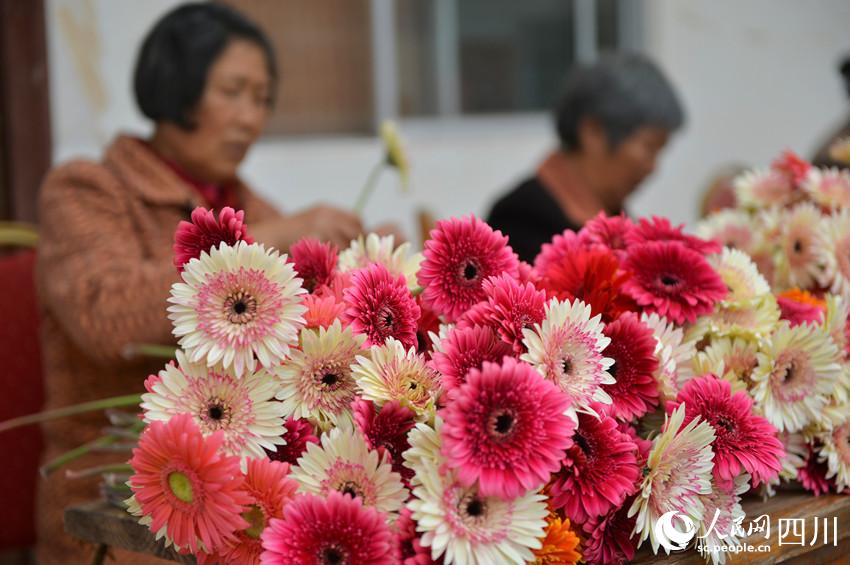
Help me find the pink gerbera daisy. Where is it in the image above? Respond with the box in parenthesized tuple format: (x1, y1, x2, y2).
(414, 296, 441, 354)
(353, 398, 417, 486)
(549, 410, 640, 524)
(441, 358, 575, 499)
(581, 495, 639, 565)
(777, 289, 826, 327)
(344, 263, 420, 349)
(771, 149, 811, 187)
(534, 229, 585, 274)
(394, 508, 440, 565)
(430, 325, 513, 394)
(129, 414, 250, 554)
(600, 312, 660, 421)
(799, 443, 835, 496)
(581, 212, 635, 258)
(480, 274, 547, 353)
(266, 417, 318, 465)
(303, 293, 347, 330)
(667, 375, 784, 487)
(220, 458, 299, 564)
(260, 492, 394, 564)
(173, 206, 253, 272)
(626, 216, 721, 255)
(623, 241, 727, 325)
(289, 238, 338, 293)
(418, 215, 519, 321)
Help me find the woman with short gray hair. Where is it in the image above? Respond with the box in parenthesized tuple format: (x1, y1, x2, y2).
(487, 52, 685, 263)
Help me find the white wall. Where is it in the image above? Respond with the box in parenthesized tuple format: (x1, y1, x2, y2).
(46, 0, 850, 246)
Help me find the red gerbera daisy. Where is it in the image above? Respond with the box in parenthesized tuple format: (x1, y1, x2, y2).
(418, 215, 519, 321)
(667, 374, 785, 487)
(777, 288, 826, 327)
(534, 229, 585, 274)
(429, 325, 513, 393)
(617, 421, 652, 467)
(441, 358, 575, 499)
(798, 443, 835, 496)
(261, 491, 395, 564)
(626, 216, 721, 255)
(539, 247, 636, 323)
(772, 149, 811, 187)
(266, 417, 318, 465)
(173, 206, 253, 272)
(622, 241, 727, 325)
(581, 211, 635, 258)
(129, 413, 250, 553)
(344, 263, 421, 349)
(549, 410, 640, 524)
(220, 458, 299, 564)
(600, 312, 659, 421)
(415, 296, 441, 354)
(581, 495, 639, 565)
(517, 260, 543, 287)
(289, 238, 338, 293)
(481, 274, 547, 353)
(394, 508, 441, 565)
(353, 398, 417, 486)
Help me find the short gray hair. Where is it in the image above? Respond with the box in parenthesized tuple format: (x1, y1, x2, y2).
(555, 52, 685, 150)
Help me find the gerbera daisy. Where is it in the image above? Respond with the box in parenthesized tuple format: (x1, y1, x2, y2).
(581, 211, 634, 258)
(667, 375, 784, 486)
(623, 241, 727, 325)
(799, 442, 837, 496)
(710, 247, 771, 306)
(695, 474, 749, 565)
(750, 321, 843, 432)
(345, 262, 420, 349)
(626, 216, 721, 255)
(777, 288, 826, 327)
(173, 206, 253, 272)
(480, 274, 547, 353)
(220, 458, 299, 564)
(771, 149, 811, 186)
(531, 515, 581, 565)
(339, 233, 423, 291)
(394, 507, 440, 565)
(261, 491, 394, 564)
(402, 417, 444, 484)
(581, 495, 638, 565)
(817, 208, 850, 298)
(128, 414, 251, 554)
(142, 351, 286, 460)
(818, 417, 850, 492)
(774, 203, 827, 290)
(429, 325, 513, 393)
(629, 404, 716, 554)
(803, 167, 850, 209)
(534, 229, 586, 274)
(521, 298, 614, 419)
(734, 167, 795, 209)
(353, 398, 417, 485)
(696, 209, 756, 252)
(290, 426, 407, 515)
(600, 312, 660, 421)
(441, 358, 575, 499)
(691, 337, 759, 391)
(688, 293, 781, 345)
(275, 320, 366, 429)
(549, 410, 639, 524)
(517, 259, 543, 286)
(539, 247, 635, 323)
(352, 338, 442, 418)
(407, 459, 548, 565)
(823, 294, 850, 359)
(168, 240, 307, 377)
(266, 416, 318, 466)
(302, 293, 347, 330)
(418, 215, 519, 321)
(415, 296, 442, 354)
(289, 237, 338, 293)
(640, 313, 696, 401)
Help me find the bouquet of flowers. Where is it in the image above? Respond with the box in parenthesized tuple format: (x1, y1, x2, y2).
(113, 183, 850, 565)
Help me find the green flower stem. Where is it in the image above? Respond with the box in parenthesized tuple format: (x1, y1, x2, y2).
(0, 393, 143, 434)
(353, 161, 385, 215)
(122, 343, 177, 360)
(39, 435, 119, 477)
(65, 463, 134, 480)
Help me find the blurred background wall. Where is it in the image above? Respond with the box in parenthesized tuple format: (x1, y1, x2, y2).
(44, 0, 850, 243)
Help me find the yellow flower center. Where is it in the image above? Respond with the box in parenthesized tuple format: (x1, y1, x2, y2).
(242, 504, 266, 539)
(168, 471, 194, 503)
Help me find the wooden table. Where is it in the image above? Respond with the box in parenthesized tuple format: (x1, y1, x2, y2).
(67, 491, 850, 564)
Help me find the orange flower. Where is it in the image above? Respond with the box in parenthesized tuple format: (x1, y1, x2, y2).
(778, 288, 826, 310)
(531, 515, 582, 565)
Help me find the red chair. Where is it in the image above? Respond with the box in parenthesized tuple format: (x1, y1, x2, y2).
(0, 225, 43, 553)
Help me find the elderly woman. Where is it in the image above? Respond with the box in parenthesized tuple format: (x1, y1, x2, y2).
(35, 4, 374, 562)
(487, 52, 685, 262)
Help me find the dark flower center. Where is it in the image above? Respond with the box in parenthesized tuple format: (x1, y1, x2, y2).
(224, 290, 258, 324)
(608, 361, 618, 378)
(660, 274, 680, 287)
(322, 373, 339, 386)
(495, 413, 514, 434)
(562, 357, 573, 375)
(339, 480, 363, 499)
(208, 404, 224, 420)
(465, 498, 485, 517)
(574, 432, 591, 454)
(715, 414, 736, 434)
(201, 397, 231, 427)
(793, 239, 803, 254)
(464, 262, 478, 280)
(320, 545, 346, 565)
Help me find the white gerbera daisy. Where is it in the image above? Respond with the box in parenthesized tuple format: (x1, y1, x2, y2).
(734, 168, 794, 209)
(710, 247, 771, 306)
(691, 337, 759, 393)
(352, 337, 441, 419)
(818, 418, 850, 492)
(290, 426, 407, 516)
(750, 321, 843, 433)
(696, 474, 749, 565)
(401, 416, 444, 487)
(408, 459, 547, 565)
(168, 241, 307, 377)
(687, 294, 780, 345)
(817, 208, 850, 299)
(823, 294, 849, 357)
(696, 209, 756, 252)
(641, 313, 696, 401)
(521, 298, 613, 418)
(774, 203, 827, 290)
(275, 320, 366, 429)
(629, 404, 716, 555)
(141, 350, 285, 460)
(339, 233, 423, 291)
(802, 167, 850, 210)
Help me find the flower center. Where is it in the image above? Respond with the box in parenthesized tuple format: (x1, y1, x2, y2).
(339, 480, 363, 499)
(715, 414, 736, 434)
(201, 397, 232, 428)
(457, 259, 481, 285)
(562, 357, 573, 376)
(608, 361, 618, 378)
(574, 432, 591, 455)
(167, 471, 194, 503)
(322, 373, 339, 386)
(224, 290, 258, 324)
(660, 274, 680, 287)
(462, 495, 486, 518)
(241, 504, 266, 539)
(793, 239, 803, 254)
(377, 305, 396, 333)
(319, 545, 347, 565)
(488, 409, 516, 439)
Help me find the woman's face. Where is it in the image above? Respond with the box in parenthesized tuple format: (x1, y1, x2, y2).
(163, 39, 272, 184)
(604, 126, 670, 205)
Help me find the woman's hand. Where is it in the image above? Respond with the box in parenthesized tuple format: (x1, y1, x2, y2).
(253, 204, 364, 251)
